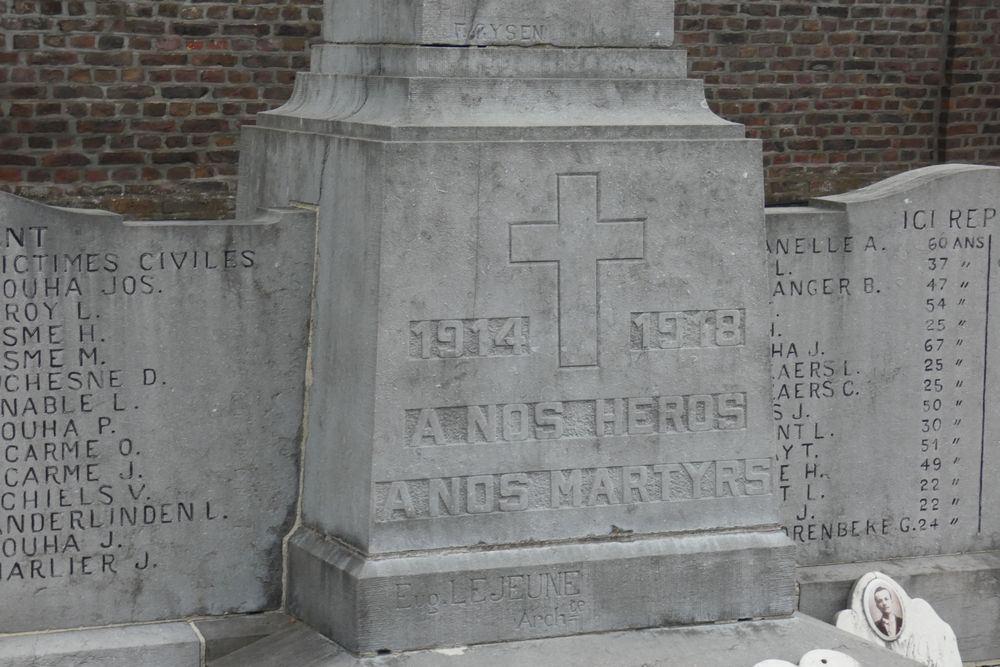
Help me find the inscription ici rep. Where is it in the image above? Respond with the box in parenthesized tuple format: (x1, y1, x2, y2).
(510, 174, 645, 368)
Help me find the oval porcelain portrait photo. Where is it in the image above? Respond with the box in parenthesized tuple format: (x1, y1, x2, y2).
(863, 579, 905, 641)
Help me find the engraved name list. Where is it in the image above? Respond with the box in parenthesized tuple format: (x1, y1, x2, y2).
(0, 224, 248, 582)
(0, 198, 311, 632)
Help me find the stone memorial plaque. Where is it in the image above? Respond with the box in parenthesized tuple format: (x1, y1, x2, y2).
(324, 0, 675, 47)
(369, 152, 773, 553)
(0, 193, 314, 632)
(768, 165, 1000, 565)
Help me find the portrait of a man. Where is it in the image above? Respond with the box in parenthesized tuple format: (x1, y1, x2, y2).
(864, 580, 904, 641)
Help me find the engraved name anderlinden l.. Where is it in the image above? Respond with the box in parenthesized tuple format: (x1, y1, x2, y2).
(376, 458, 772, 521)
(406, 393, 747, 447)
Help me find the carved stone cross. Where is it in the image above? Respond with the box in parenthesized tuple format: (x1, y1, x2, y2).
(510, 173, 645, 367)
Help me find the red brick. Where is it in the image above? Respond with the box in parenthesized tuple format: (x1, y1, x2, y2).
(0, 154, 36, 166)
(29, 52, 78, 65)
(82, 137, 108, 150)
(40, 153, 90, 167)
(139, 53, 188, 67)
(78, 119, 126, 133)
(152, 151, 198, 164)
(83, 52, 133, 66)
(0, 137, 24, 151)
(53, 170, 81, 184)
(51, 85, 102, 99)
(180, 119, 230, 133)
(108, 85, 156, 99)
(132, 120, 176, 132)
(137, 136, 163, 150)
(12, 34, 39, 49)
(17, 119, 69, 133)
(164, 102, 190, 118)
(109, 134, 136, 149)
(162, 85, 209, 99)
(28, 134, 56, 149)
(99, 151, 144, 165)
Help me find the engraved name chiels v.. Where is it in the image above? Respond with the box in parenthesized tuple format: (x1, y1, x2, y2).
(509, 174, 646, 367)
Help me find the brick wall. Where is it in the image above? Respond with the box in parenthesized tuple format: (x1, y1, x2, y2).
(678, 0, 952, 204)
(0, 0, 320, 218)
(939, 0, 1000, 164)
(0, 0, 998, 216)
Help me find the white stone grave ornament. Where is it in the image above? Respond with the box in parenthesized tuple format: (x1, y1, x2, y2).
(798, 651, 862, 667)
(834, 572, 961, 667)
(753, 649, 861, 667)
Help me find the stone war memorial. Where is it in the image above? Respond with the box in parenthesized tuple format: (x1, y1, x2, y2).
(0, 193, 315, 662)
(0, 0, 987, 666)
(768, 164, 1000, 663)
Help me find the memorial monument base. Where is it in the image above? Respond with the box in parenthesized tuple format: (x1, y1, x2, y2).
(0, 613, 925, 666)
(0, 613, 923, 666)
(287, 527, 796, 653)
(798, 553, 1000, 664)
(210, 614, 922, 667)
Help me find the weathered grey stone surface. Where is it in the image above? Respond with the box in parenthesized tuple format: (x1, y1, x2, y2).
(212, 615, 923, 667)
(0, 193, 314, 632)
(766, 165, 1000, 660)
(239, 47, 736, 149)
(323, 0, 675, 47)
(834, 572, 962, 667)
(239, 4, 793, 653)
(288, 528, 794, 652)
(769, 164, 1000, 563)
(0, 622, 200, 666)
(194, 611, 296, 662)
(309, 44, 689, 79)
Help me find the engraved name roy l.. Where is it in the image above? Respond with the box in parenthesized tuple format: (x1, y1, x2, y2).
(509, 173, 646, 367)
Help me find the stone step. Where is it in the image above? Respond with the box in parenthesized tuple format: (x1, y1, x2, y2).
(209, 614, 924, 667)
